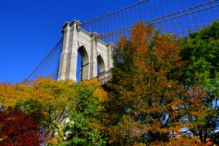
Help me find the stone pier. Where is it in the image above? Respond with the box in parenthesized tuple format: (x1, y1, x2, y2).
(57, 20, 114, 83)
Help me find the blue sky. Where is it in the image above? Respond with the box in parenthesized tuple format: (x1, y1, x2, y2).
(0, 0, 139, 83)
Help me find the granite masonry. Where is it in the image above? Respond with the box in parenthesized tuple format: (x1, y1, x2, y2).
(57, 20, 114, 84)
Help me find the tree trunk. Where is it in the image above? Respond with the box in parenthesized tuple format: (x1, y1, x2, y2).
(204, 131, 207, 143)
(198, 131, 203, 143)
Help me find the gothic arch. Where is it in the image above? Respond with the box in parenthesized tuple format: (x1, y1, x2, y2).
(97, 55, 105, 75)
(77, 46, 89, 82)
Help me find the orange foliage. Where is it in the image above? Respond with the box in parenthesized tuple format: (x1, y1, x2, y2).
(100, 22, 207, 145)
(151, 136, 208, 146)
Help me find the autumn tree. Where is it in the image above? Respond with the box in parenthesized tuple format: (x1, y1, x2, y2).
(0, 77, 108, 145)
(0, 107, 42, 146)
(0, 78, 77, 143)
(100, 22, 218, 145)
(100, 22, 189, 145)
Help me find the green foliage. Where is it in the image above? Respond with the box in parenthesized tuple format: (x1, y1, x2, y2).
(62, 82, 106, 146)
(180, 21, 219, 90)
(180, 21, 219, 140)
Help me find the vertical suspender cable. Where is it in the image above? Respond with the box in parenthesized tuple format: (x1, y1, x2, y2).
(183, 0, 195, 30)
(140, 0, 145, 21)
(155, 0, 165, 32)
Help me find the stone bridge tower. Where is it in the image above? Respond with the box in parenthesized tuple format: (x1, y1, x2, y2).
(57, 20, 114, 83)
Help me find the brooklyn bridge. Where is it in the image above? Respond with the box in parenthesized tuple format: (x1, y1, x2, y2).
(26, 0, 219, 83)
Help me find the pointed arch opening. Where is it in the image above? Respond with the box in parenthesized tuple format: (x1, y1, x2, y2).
(97, 55, 105, 78)
(76, 46, 89, 82)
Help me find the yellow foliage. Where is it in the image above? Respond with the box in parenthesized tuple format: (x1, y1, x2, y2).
(47, 138, 58, 145)
(0, 77, 108, 143)
(81, 78, 108, 102)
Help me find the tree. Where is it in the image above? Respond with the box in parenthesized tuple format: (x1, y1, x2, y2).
(0, 77, 78, 143)
(0, 107, 42, 146)
(101, 22, 188, 145)
(0, 77, 108, 145)
(62, 79, 107, 146)
(0, 82, 18, 108)
(180, 21, 219, 143)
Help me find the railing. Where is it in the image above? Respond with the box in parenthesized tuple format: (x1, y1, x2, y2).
(96, 70, 112, 84)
